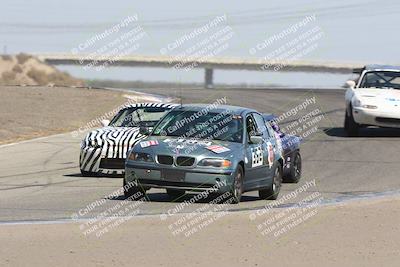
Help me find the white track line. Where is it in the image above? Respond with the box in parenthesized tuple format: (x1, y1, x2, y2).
(1, 190, 399, 226)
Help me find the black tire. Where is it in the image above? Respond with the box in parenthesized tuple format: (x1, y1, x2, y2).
(283, 151, 302, 183)
(123, 179, 146, 199)
(166, 189, 186, 200)
(80, 169, 95, 177)
(259, 162, 283, 200)
(344, 106, 359, 137)
(230, 165, 244, 204)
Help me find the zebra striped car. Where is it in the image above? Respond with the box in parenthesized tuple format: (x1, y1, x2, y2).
(80, 103, 179, 176)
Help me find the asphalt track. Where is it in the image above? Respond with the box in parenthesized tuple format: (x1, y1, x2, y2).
(1, 87, 400, 223)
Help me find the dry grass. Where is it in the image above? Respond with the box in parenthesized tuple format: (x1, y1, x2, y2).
(1, 71, 16, 83)
(48, 71, 82, 86)
(1, 55, 12, 61)
(12, 64, 23, 73)
(27, 68, 49, 85)
(0, 86, 134, 144)
(16, 53, 32, 64)
(1, 54, 84, 86)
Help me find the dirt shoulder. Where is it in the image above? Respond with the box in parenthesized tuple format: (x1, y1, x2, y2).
(0, 86, 144, 144)
(0, 197, 399, 267)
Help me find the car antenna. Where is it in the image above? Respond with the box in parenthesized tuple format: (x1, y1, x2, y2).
(180, 89, 183, 107)
(179, 77, 183, 107)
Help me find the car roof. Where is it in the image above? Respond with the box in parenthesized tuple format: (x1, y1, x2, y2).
(121, 102, 179, 110)
(172, 104, 257, 116)
(365, 65, 400, 72)
(262, 113, 276, 121)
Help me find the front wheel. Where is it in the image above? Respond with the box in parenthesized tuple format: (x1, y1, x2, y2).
(230, 165, 244, 204)
(80, 169, 95, 177)
(344, 107, 359, 137)
(166, 189, 186, 200)
(259, 162, 283, 200)
(123, 179, 146, 199)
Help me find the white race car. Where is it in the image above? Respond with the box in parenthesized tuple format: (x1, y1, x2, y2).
(344, 65, 400, 136)
(80, 103, 178, 176)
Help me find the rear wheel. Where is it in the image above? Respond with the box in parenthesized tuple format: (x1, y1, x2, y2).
(344, 106, 359, 137)
(259, 162, 283, 200)
(230, 165, 244, 204)
(283, 151, 302, 183)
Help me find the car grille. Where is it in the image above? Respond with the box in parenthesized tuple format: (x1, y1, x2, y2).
(137, 179, 216, 189)
(99, 158, 125, 169)
(176, 156, 195, 166)
(157, 155, 174, 165)
(375, 117, 400, 124)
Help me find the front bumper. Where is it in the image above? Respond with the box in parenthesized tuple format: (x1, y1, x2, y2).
(125, 162, 234, 192)
(353, 107, 400, 128)
(80, 147, 125, 175)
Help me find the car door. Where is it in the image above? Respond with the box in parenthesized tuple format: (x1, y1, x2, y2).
(243, 113, 269, 189)
(253, 113, 275, 179)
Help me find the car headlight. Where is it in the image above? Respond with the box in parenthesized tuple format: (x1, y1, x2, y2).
(353, 98, 378, 109)
(128, 152, 153, 162)
(361, 105, 378, 109)
(198, 158, 232, 168)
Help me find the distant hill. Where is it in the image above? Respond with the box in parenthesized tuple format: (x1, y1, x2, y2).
(0, 53, 84, 87)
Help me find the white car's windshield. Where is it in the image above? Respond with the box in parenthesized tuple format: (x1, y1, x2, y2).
(109, 107, 170, 127)
(360, 71, 400, 89)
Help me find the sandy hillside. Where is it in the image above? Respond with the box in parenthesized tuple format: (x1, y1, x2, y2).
(0, 53, 83, 86)
(0, 86, 148, 145)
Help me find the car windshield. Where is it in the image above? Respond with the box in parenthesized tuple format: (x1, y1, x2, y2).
(109, 107, 170, 127)
(360, 71, 400, 89)
(152, 110, 243, 143)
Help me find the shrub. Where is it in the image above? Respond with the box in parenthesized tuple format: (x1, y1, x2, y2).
(12, 64, 23, 73)
(1, 71, 17, 83)
(1, 55, 12, 61)
(16, 53, 32, 64)
(27, 68, 48, 85)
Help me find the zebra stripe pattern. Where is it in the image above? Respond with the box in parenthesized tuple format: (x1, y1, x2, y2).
(79, 103, 179, 175)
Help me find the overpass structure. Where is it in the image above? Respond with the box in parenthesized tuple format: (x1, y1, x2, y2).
(37, 54, 363, 88)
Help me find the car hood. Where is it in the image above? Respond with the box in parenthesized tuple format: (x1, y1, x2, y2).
(82, 126, 142, 147)
(135, 136, 243, 158)
(355, 88, 400, 109)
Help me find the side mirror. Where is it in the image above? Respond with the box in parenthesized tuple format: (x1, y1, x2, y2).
(345, 80, 356, 89)
(101, 119, 110, 127)
(250, 135, 263, 144)
(139, 127, 150, 135)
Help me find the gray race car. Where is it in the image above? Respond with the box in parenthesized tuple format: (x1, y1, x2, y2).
(124, 104, 284, 203)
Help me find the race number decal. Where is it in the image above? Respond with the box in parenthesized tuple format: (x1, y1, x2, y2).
(251, 146, 263, 167)
(267, 142, 274, 169)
